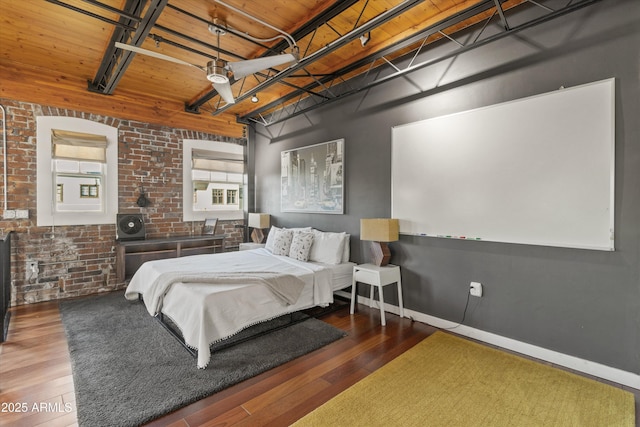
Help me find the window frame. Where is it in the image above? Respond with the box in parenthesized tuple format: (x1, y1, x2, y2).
(36, 116, 118, 226)
(183, 139, 246, 222)
(227, 189, 238, 205)
(212, 188, 225, 205)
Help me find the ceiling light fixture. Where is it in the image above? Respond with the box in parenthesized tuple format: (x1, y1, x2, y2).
(251, 94, 259, 103)
(360, 32, 371, 47)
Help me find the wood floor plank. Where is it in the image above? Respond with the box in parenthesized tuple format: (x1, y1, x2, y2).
(229, 377, 334, 427)
(267, 368, 373, 427)
(1, 297, 636, 427)
(1, 348, 70, 375)
(1, 356, 72, 392)
(195, 404, 252, 427)
(0, 376, 75, 410)
(0, 299, 436, 427)
(2, 394, 73, 426)
(237, 332, 389, 415)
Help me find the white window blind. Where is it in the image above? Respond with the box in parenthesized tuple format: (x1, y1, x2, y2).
(52, 129, 108, 162)
(192, 149, 244, 174)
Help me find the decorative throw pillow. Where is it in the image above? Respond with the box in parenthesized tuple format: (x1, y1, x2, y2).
(271, 229, 294, 256)
(289, 232, 314, 261)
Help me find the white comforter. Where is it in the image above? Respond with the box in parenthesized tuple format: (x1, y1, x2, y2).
(124, 248, 334, 368)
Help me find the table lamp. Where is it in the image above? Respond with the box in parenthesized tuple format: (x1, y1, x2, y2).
(248, 213, 270, 244)
(360, 218, 399, 266)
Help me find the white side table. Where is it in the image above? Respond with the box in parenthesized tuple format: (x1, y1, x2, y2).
(350, 263, 403, 326)
(239, 242, 266, 251)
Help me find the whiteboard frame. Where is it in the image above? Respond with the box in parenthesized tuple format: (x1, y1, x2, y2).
(391, 78, 615, 251)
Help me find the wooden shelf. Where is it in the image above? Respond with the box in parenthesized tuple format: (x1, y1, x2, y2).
(116, 235, 225, 282)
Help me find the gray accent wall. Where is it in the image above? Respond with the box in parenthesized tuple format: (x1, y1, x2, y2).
(251, 0, 640, 374)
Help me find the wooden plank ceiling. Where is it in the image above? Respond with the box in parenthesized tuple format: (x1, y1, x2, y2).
(0, 0, 526, 137)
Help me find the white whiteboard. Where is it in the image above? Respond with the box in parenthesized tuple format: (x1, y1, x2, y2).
(391, 78, 615, 251)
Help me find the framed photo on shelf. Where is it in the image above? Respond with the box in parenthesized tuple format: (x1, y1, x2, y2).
(202, 218, 218, 235)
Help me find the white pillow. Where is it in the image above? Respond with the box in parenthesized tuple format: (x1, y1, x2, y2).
(264, 226, 281, 252)
(271, 229, 294, 256)
(342, 234, 350, 263)
(309, 230, 347, 264)
(289, 232, 314, 262)
(287, 227, 313, 233)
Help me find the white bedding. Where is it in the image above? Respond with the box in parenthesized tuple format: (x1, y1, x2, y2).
(125, 248, 353, 368)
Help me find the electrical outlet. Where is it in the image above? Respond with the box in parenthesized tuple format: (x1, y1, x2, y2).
(3, 210, 16, 219)
(16, 209, 29, 219)
(470, 281, 483, 297)
(26, 261, 39, 281)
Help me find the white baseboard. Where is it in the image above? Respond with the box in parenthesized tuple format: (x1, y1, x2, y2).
(338, 291, 640, 390)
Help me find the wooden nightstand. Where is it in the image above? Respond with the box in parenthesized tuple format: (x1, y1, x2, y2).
(350, 263, 404, 326)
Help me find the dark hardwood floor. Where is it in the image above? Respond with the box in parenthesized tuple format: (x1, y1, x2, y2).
(0, 296, 637, 427)
(0, 295, 436, 427)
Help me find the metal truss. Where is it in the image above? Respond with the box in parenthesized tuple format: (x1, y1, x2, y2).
(87, 0, 168, 94)
(240, 0, 602, 127)
(46, 0, 601, 123)
(204, 0, 427, 117)
(185, 0, 362, 114)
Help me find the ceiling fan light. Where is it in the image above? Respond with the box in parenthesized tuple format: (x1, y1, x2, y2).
(206, 59, 229, 84)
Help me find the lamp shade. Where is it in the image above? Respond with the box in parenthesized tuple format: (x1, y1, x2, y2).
(248, 213, 270, 229)
(360, 218, 399, 242)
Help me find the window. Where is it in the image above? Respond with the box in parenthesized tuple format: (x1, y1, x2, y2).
(212, 189, 224, 205)
(183, 139, 246, 221)
(227, 189, 237, 205)
(50, 127, 107, 213)
(37, 117, 118, 226)
(80, 184, 99, 198)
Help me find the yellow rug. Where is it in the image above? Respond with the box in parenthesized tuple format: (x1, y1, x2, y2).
(293, 332, 635, 427)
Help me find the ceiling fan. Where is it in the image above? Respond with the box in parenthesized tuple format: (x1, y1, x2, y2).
(115, 23, 298, 105)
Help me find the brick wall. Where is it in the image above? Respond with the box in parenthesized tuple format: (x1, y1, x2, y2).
(0, 98, 246, 305)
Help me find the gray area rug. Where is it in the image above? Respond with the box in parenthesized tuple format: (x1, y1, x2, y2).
(59, 292, 346, 427)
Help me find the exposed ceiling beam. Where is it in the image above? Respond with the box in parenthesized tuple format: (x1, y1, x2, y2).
(88, 0, 146, 94)
(244, 0, 602, 126)
(89, 0, 169, 95)
(184, 0, 363, 113)
(242, 0, 502, 122)
(44, 0, 138, 30)
(493, 0, 511, 30)
(81, 0, 142, 22)
(206, 0, 427, 116)
(165, 3, 274, 52)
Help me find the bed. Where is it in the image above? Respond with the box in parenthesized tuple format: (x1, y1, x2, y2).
(125, 227, 353, 368)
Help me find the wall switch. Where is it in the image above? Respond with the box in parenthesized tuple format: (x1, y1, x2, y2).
(470, 281, 483, 297)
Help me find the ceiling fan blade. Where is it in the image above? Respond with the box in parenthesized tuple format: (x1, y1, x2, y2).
(227, 53, 297, 79)
(115, 42, 204, 71)
(213, 81, 235, 104)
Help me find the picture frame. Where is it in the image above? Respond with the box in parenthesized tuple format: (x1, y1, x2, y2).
(201, 218, 218, 235)
(281, 138, 344, 214)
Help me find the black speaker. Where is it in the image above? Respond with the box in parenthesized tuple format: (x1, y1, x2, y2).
(116, 214, 146, 241)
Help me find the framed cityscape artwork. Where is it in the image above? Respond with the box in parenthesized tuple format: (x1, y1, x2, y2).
(281, 138, 344, 214)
